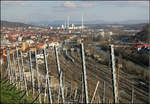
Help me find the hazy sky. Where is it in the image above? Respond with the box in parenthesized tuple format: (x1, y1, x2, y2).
(1, 1, 149, 23)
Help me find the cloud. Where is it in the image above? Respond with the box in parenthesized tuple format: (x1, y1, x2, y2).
(1, 1, 40, 7)
(99, 1, 149, 8)
(63, 1, 94, 9)
(63, 1, 148, 9)
(64, 1, 76, 8)
(81, 4, 93, 8)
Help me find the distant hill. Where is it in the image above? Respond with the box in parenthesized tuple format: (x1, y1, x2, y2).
(29, 19, 149, 26)
(134, 24, 150, 42)
(85, 23, 147, 30)
(1, 20, 33, 28)
(122, 24, 147, 30)
(116, 20, 149, 24)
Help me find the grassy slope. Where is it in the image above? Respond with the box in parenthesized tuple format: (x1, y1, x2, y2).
(0, 82, 37, 104)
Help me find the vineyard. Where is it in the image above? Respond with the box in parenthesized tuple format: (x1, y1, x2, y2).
(0, 43, 149, 103)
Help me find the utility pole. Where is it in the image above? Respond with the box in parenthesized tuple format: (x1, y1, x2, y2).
(91, 81, 99, 103)
(110, 45, 118, 103)
(34, 49, 42, 103)
(20, 51, 28, 96)
(80, 43, 89, 103)
(43, 48, 52, 104)
(54, 46, 65, 103)
(29, 50, 34, 95)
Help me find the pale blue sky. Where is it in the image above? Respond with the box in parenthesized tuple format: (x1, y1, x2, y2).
(1, 1, 149, 23)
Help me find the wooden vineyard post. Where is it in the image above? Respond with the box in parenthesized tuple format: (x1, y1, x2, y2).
(80, 43, 89, 103)
(20, 51, 28, 96)
(81, 74, 84, 103)
(54, 46, 65, 103)
(103, 81, 105, 103)
(29, 50, 35, 95)
(74, 87, 78, 100)
(43, 48, 53, 104)
(6, 49, 11, 83)
(131, 84, 134, 104)
(58, 86, 60, 103)
(97, 94, 101, 103)
(12, 52, 18, 89)
(44, 76, 47, 103)
(91, 81, 99, 103)
(110, 45, 118, 103)
(16, 49, 22, 88)
(34, 49, 42, 103)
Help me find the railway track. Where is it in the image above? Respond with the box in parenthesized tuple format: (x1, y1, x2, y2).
(68, 52, 131, 103)
(8, 48, 148, 103)
(67, 51, 149, 103)
(59, 55, 110, 102)
(86, 56, 149, 97)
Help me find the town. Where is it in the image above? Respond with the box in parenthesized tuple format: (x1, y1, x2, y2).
(1, 1, 149, 104)
(1, 19, 149, 103)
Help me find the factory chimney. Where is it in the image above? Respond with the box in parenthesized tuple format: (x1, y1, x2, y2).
(82, 15, 84, 29)
(67, 16, 70, 29)
(65, 20, 66, 29)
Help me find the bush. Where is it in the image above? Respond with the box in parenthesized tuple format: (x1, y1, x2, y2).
(0, 82, 36, 104)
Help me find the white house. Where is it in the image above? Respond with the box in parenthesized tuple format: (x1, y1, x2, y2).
(48, 41, 59, 47)
(26, 39, 34, 45)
